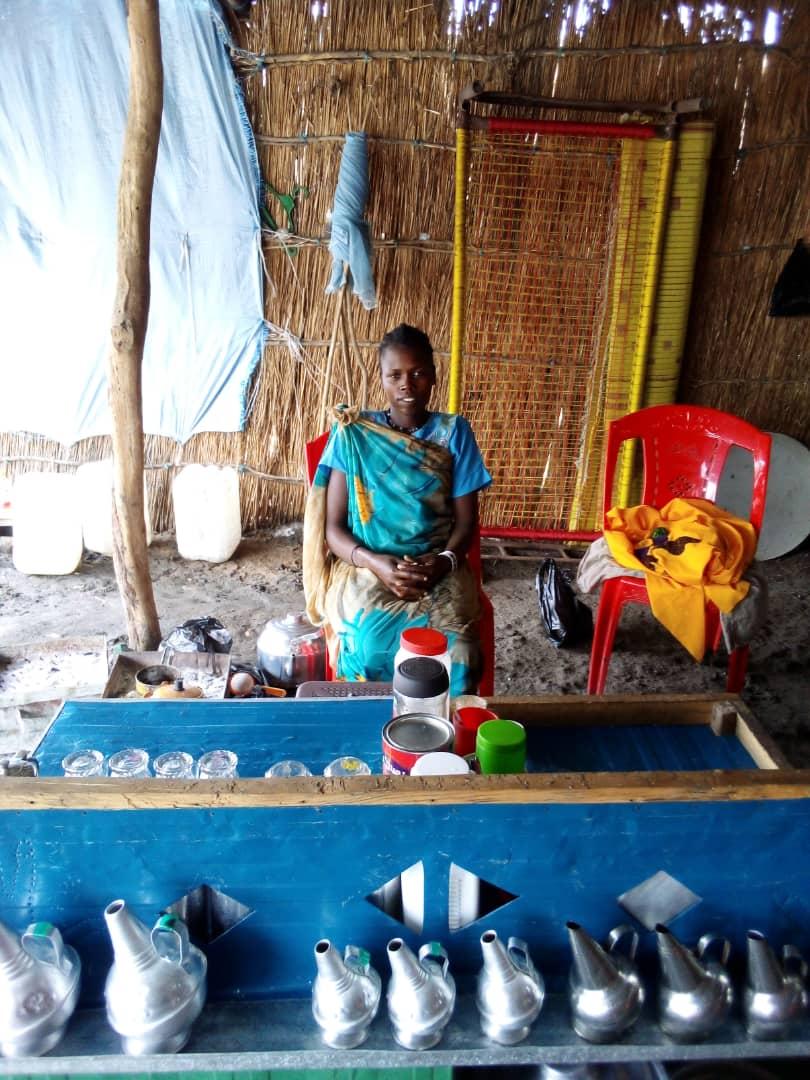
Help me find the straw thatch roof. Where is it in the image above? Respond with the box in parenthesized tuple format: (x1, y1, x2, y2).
(2, 1, 808, 531)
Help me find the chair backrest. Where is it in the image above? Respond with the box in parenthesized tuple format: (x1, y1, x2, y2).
(305, 431, 485, 576)
(603, 404, 771, 533)
(305, 431, 330, 488)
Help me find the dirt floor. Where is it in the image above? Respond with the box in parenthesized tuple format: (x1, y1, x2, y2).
(1, 529, 808, 764)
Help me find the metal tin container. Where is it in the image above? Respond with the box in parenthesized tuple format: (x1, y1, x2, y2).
(382, 713, 454, 775)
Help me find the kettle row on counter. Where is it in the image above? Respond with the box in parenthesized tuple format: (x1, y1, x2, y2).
(0, 908, 807, 1058)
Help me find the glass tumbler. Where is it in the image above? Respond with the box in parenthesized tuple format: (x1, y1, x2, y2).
(107, 748, 151, 778)
(197, 749, 239, 779)
(62, 749, 105, 777)
(265, 760, 312, 778)
(154, 751, 196, 779)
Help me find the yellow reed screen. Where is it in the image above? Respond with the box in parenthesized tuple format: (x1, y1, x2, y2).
(458, 130, 669, 532)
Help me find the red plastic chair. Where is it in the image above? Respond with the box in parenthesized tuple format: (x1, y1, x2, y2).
(306, 432, 495, 695)
(587, 405, 771, 695)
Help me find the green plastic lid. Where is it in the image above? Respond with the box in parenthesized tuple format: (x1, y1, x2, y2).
(476, 719, 526, 749)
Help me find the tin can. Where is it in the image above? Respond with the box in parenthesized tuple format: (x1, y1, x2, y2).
(382, 713, 455, 775)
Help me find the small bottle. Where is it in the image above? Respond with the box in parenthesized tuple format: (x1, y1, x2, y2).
(394, 628, 452, 686)
(393, 657, 450, 721)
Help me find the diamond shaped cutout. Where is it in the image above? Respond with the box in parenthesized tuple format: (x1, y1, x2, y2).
(618, 870, 701, 931)
(449, 862, 518, 932)
(366, 861, 424, 934)
(165, 884, 253, 946)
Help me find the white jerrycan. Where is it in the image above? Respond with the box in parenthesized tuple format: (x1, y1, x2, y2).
(172, 465, 241, 563)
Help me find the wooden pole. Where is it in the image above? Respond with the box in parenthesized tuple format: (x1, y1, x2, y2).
(108, 0, 163, 650)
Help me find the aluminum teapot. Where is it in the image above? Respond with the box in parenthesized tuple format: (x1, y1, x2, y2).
(744, 930, 808, 1040)
(656, 923, 733, 1042)
(104, 900, 207, 1055)
(476, 929, 545, 1045)
(567, 921, 644, 1043)
(257, 612, 326, 690)
(386, 938, 456, 1050)
(0, 919, 80, 1057)
(312, 939, 381, 1048)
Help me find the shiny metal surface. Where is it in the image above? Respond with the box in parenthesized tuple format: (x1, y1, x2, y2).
(311, 939, 381, 1049)
(476, 929, 545, 1045)
(567, 922, 644, 1044)
(744, 930, 808, 1040)
(0, 994, 809, 1074)
(386, 937, 456, 1050)
(0, 919, 80, 1058)
(656, 924, 733, 1042)
(103, 900, 207, 1056)
(256, 612, 326, 690)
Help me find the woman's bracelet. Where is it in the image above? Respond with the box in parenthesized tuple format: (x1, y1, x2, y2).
(350, 543, 362, 567)
(438, 549, 458, 574)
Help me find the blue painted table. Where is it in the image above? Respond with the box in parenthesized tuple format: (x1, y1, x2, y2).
(0, 692, 807, 1072)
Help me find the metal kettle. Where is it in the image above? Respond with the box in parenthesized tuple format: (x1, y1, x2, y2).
(257, 612, 326, 690)
(656, 923, 733, 1042)
(386, 938, 456, 1050)
(312, 938, 381, 1048)
(0, 919, 80, 1058)
(475, 929, 545, 1045)
(104, 900, 207, 1055)
(744, 929, 808, 1040)
(567, 921, 644, 1043)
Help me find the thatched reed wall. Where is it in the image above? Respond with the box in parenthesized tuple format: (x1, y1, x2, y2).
(2, 1, 808, 532)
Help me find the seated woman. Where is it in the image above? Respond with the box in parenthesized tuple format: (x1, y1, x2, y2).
(303, 324, 492, 694)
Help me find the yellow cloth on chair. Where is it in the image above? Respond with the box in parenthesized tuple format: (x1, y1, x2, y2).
(603, 497, 757, 661)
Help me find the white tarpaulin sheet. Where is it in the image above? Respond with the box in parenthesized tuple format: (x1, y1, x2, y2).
(0, 0, 265, 445)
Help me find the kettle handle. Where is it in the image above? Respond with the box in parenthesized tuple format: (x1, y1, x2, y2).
(151, 913, 190, 964)
(21, 922, 67, 971)
(606, 924, 639, 962)
(782, 944, 808, 980)
(507, 937, 536, 976)
(345, 944, 371, 975)
(419, 941, 451, 982)
(697, 933, 731, 967)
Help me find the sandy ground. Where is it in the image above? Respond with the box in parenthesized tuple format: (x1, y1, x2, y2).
(1, 529, 808, 764)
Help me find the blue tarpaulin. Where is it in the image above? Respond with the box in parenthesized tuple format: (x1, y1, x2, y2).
(0, 0, 266, 445)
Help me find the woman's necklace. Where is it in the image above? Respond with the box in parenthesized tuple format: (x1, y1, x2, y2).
(384, 408, 423, 435)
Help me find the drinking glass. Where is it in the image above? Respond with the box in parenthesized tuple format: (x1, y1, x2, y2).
(323, 756, 371, 778)
(197, 750, 239, 779)
(154, 751, 196, 779)
(264, 759, 312, 778)
(62, 749, 105, 777)
(107, 748, 151, 778)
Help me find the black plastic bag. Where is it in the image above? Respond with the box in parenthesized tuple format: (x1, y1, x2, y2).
(769, 239, 810, 317)
(161, 617, 233, 654)
(536, 558, 593, 648)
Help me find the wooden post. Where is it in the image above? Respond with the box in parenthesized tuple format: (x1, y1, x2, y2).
(107, 0, 163, 650)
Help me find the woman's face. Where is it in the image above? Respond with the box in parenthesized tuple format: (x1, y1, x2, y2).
(379, 345, 435, 425)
